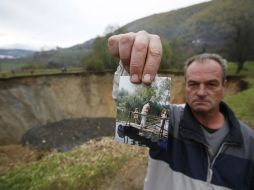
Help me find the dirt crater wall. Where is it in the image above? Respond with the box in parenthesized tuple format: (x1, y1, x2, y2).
(0, 74, 115, 144)
(0, 73, 242, 144)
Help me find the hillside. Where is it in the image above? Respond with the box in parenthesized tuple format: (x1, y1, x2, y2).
(125, 0, 254, 53)
(125, 2, 209, 40)
(0, 39, 93, 70)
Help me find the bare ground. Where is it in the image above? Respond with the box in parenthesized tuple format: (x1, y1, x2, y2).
(21, 117, 116, 151)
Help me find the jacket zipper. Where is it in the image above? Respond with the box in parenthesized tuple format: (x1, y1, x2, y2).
(206, 142, 230, 183)
(206, 141, 238, 183)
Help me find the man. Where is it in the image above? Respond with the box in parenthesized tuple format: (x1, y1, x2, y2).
(108, 31, 254, 190)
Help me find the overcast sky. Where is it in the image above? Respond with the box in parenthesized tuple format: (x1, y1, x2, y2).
(0, 0, 209, 50)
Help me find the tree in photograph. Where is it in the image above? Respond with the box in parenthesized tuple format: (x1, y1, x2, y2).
(155, 78, 171, 105)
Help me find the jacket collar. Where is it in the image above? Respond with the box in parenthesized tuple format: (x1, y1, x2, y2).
(179, 102, 243, 146)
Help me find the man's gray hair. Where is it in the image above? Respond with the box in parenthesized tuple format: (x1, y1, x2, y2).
(184, 53, 228, 81)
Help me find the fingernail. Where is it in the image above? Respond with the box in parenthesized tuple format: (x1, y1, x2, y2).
(131, 74, 139, 83)
(143, 74, 151, 83)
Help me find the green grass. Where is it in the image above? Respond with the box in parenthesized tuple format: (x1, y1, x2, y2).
(0, 138, 143, 190)
(224, 87, 254, 128)
(227, 62, 254, 77)
(224, 62, 254, 128)
(0, 67, 86, 79)
(0, 62, 29, 71)
(0, 67, 116, 79)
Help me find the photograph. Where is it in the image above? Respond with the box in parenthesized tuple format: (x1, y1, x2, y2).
(115, 76, 171, 147)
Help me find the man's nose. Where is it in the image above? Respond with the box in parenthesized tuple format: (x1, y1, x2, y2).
(197, 85, 206, 96)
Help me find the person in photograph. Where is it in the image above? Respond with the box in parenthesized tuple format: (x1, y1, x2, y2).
(133, 107, 139, 124)
(159, 109, 167, 137)
(109, 31, 254, 190)
(140, 101, 151, 128)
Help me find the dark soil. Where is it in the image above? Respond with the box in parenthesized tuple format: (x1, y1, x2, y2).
(21, 117, 115, 151)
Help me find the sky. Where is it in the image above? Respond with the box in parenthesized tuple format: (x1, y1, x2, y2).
(0, 0, 210, 50)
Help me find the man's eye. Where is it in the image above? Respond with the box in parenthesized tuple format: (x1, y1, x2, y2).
(207, 82, 218, 87)
(188, 83, 198, 87)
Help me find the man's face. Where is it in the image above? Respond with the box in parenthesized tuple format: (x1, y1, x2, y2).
(185, 60, 226, 114)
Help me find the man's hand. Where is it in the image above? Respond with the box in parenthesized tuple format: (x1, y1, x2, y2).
(108, 31, 162, 84)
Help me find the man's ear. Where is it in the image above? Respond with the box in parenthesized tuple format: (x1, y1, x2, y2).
(222, 79, 227, 96)
(223, 79, 227, 87)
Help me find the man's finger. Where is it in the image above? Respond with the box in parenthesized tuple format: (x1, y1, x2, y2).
(108, 35, 120, 57)
(119, 32, 135, 69)
(142, 34, 162, 84)
(130, 31, 150, 83)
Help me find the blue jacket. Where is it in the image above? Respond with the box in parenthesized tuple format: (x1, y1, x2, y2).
(145, 102, 254, 190)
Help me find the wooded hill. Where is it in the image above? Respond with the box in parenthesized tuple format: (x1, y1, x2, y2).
(124, 0, 254, 72)
(1, 0, 253, 73)
(126, 0, 252, 45)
